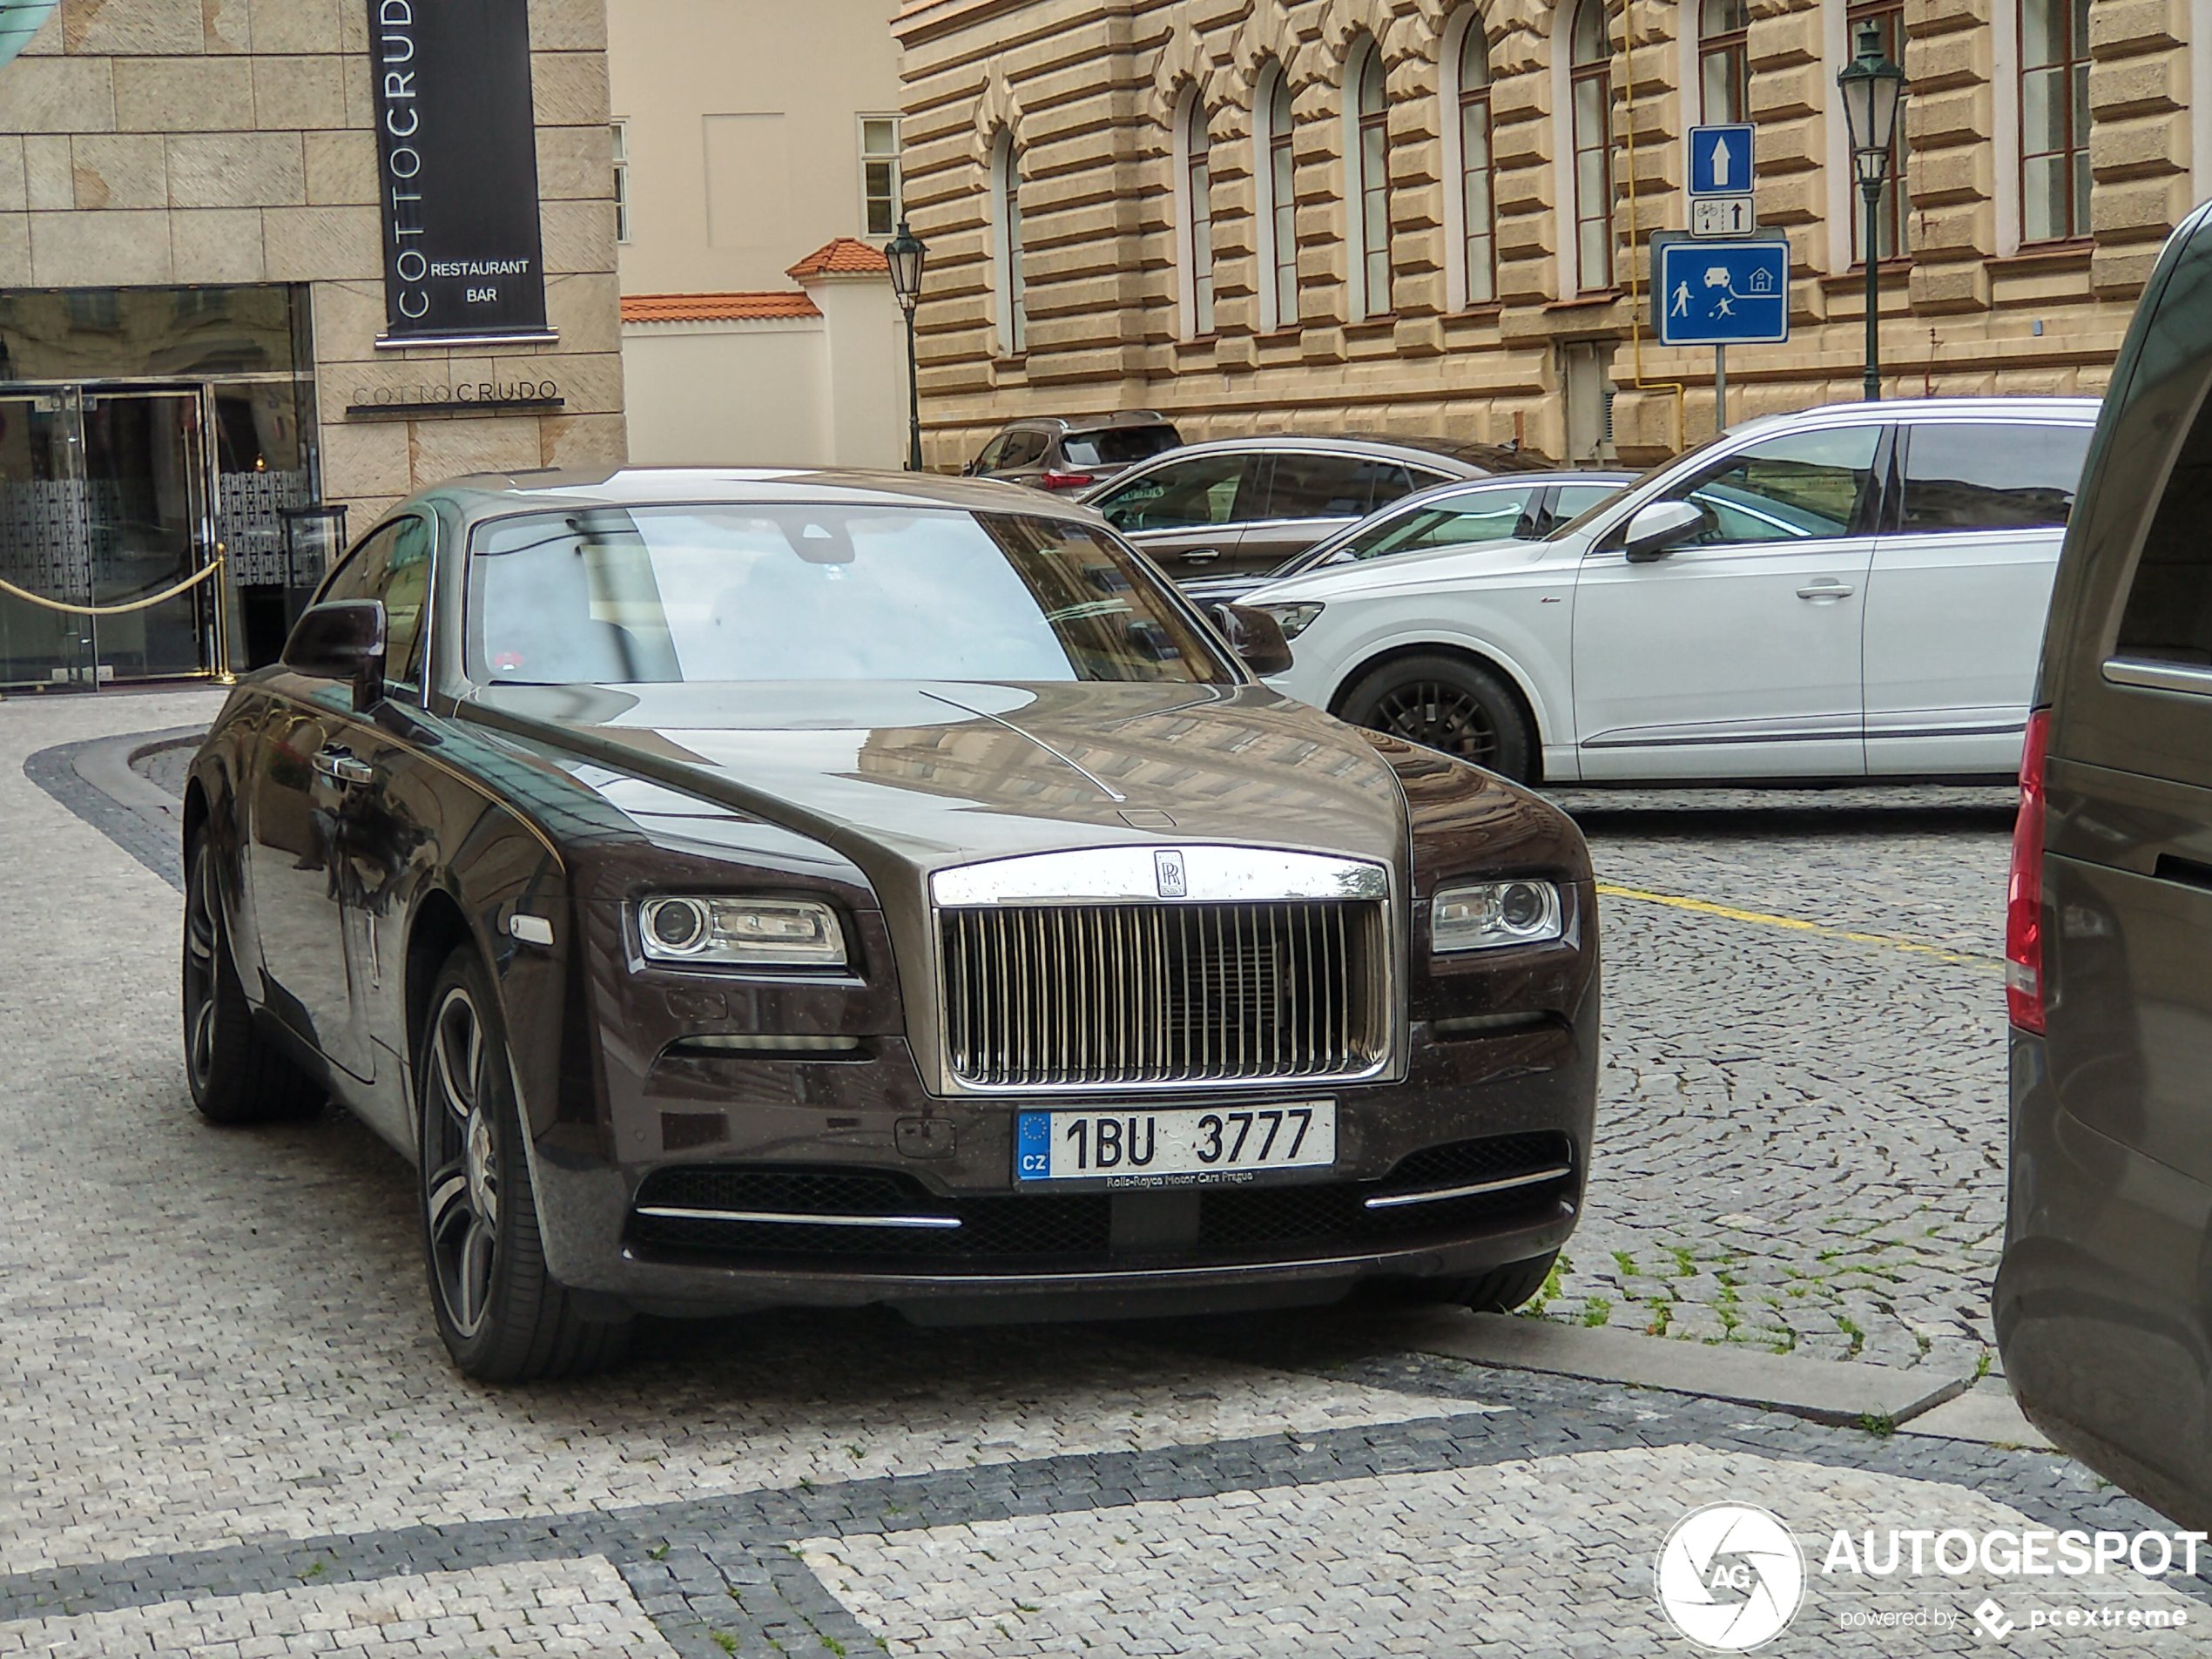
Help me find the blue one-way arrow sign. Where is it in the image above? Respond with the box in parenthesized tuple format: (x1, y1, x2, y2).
(1688, 124, 1756, 196)
(1654, 233, 1790, 346)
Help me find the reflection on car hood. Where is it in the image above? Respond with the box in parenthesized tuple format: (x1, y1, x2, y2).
(1241, 535, 1554, 605)
(464, 679, 1413, 882)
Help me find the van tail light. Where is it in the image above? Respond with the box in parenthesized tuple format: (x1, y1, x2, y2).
(1039, 469, 1096, 491)
(2006, 707, 2052, 1034)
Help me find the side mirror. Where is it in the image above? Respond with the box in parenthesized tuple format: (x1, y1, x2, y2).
(1622, 500, 1706, 563)
(1214, 602, 1294, 677)
(283, 599, 388, 712)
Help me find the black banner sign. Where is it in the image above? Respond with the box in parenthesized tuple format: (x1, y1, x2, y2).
(369, 0, 550, 344)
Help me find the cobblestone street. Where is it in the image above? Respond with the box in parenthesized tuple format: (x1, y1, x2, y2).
(2, 690, 2188, 1656)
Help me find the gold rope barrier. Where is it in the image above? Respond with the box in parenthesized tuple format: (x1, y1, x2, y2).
(0, 554, 226, 617)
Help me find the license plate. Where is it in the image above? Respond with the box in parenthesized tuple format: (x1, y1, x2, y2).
(1015, 1101, 1337, 1188)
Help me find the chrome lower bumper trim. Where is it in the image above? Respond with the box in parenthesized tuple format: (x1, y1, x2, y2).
(634, 1205, 961, 1231)
(1361, 1164, 1574, 1211)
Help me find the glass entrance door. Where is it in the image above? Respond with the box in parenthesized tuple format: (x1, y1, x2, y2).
(80, 388, 214, 684)
(0, 386, 219, 689)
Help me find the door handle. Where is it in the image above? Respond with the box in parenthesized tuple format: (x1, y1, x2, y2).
(312, 749, 374, 787)
(1796, 581, 1855, 601)
(1179, 549, 1223, 563)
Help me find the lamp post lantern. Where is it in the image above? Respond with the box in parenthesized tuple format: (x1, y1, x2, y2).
(1837, 22, 1907, 401)
(886, 218, 927, 471)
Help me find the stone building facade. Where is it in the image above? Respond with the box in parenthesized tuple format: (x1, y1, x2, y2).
(0, 0, 623, 688)
(894, 0, 2212, 469)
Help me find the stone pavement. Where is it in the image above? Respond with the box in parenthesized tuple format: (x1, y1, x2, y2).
(3, 691, 2163, 1657)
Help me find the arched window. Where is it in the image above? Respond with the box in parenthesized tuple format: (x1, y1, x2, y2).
(1181, 92, 1216, 336)
(990, 131, 1026, 354)
(1453, 18, 1497, 307)
(1700, 0, 1750, 123)
(1347, 41, 1391, 318)
(2020, 0, 2089, 243)
(1569, 0, 1613, 292)
(1265, 70, 1298, 327)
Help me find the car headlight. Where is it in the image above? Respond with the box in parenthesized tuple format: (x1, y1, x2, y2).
(1432, 880, 1565, 952)
(1257, 602, 1323, 640)
(638, 895, 847, 968)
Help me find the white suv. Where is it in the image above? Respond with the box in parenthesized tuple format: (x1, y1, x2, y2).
(1245, 398, 2099, 785)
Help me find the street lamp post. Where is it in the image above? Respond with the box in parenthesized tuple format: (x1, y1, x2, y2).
(885, 219, 927, 471)
(1837, 23, 1907, 402)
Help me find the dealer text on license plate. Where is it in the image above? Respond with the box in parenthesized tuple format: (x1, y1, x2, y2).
(1015, 1101, 1336, 1186)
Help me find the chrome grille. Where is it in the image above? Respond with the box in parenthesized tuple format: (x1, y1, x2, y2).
(940, 900, 1388, 1088)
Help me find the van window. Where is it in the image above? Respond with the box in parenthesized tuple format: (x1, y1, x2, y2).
(1897, 422, 2093, 532)
(2115, 394, 2212, 667)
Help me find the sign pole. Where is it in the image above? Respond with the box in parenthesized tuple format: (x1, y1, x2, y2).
(1715, 345, 1727, 432)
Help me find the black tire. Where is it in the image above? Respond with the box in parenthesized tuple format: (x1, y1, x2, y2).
(1338, 653, 1535, 782)
(417, 946, 631, 1381)
(183, 833, 326, 1125)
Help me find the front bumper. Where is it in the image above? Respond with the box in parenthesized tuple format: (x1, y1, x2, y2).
(527, 995, 1597, 1324)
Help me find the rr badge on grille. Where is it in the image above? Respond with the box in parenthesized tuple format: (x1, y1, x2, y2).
(1154, 849, 1188, 899)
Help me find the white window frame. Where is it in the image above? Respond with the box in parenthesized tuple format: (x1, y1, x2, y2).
(1343, 36, 1387, 320)
(611, 118, 631, 245)
(989, 129, 1026, 356)
(859, 113, 902, 239)
(1173, 85, 1215, 339)
(1554, 0, 1613, 296)
(1255, 64, 1298, 332)
(1441, 7, 1497, 311)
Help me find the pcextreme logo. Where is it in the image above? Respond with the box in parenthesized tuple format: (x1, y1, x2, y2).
(1656, 1502, 1807, 1651)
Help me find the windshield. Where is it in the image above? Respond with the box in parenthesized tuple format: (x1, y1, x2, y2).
(1060, 427, 1181, 467)
(1543, 433, 1732, 541)
(467, 505, 1234, 686)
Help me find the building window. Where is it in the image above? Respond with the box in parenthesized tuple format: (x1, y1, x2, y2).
(1700, 0, 1750, 123)
(1569, 0, 1613, 292)
(991, 131, 1026, 355)
(1454, 17, 1497, 307)
(2020, 0, 2089, 243)
(1183, 92, 1215, 336)
(1260, 67, 1298, 330)
(611, 120, 631, 244)
(860, 116, 901, 238)
(1848, 0, 1908, 262)
(1349, 40, 1391, 318)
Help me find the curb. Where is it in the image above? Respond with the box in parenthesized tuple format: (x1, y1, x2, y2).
(1383, 1308, 1986, 1431)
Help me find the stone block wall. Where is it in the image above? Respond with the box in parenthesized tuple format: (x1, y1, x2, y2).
(897, 0, 2195, 468)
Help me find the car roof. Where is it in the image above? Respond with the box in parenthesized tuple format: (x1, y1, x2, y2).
(1114, 433, 1534, 473)
(1368, 469, 1634, 509)
(996, 411, 1175, 435)
(1724, 395, 2104, 439)
(410, 466, 1103, 524)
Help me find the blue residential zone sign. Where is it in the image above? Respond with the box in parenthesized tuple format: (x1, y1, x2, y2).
(1655, 238, 1791, 347)
(1687, 124, 1756, 196)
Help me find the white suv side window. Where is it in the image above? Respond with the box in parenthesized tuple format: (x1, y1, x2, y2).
(1658, 427, 1881, 547)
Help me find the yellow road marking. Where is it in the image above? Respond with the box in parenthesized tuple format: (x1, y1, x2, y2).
(1594, 881, 2003, 971)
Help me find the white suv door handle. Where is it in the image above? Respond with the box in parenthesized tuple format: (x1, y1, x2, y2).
(1796, 581, 1855, 601)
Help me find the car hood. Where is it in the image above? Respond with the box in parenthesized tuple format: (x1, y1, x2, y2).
(1242, 535, 1557, 605)
(462, 679, 1413, 888)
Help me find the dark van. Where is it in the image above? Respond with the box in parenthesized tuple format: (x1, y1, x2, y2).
(1998, 199, 2212, 1528)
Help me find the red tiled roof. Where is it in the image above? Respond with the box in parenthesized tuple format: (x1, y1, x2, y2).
(786, 237, 891, 279)
(620, 292, 821, 323)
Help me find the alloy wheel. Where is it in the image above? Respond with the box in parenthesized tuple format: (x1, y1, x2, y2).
(1372, 681, 1501, 767)
(424, 985, 501, 1338)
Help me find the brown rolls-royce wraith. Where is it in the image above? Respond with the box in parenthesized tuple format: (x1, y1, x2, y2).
(181, 469, 1598, 1380)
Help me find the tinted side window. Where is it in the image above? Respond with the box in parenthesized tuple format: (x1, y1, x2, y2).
(1663, 427, 1880, 547)
(1093, 454, 1249, 530)
(973, 435, 1008, 470)
(1264, 453, 1379, 519)
(1060, 428, 1180, 467)
(1898, 422, 2094, 532)
(322, 516, 433, 684)
(1001, 430, 1049, 468)
(2115, 396, 2212, 667)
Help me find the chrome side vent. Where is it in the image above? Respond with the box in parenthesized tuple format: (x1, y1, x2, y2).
(940, 900, 1388, 1089)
